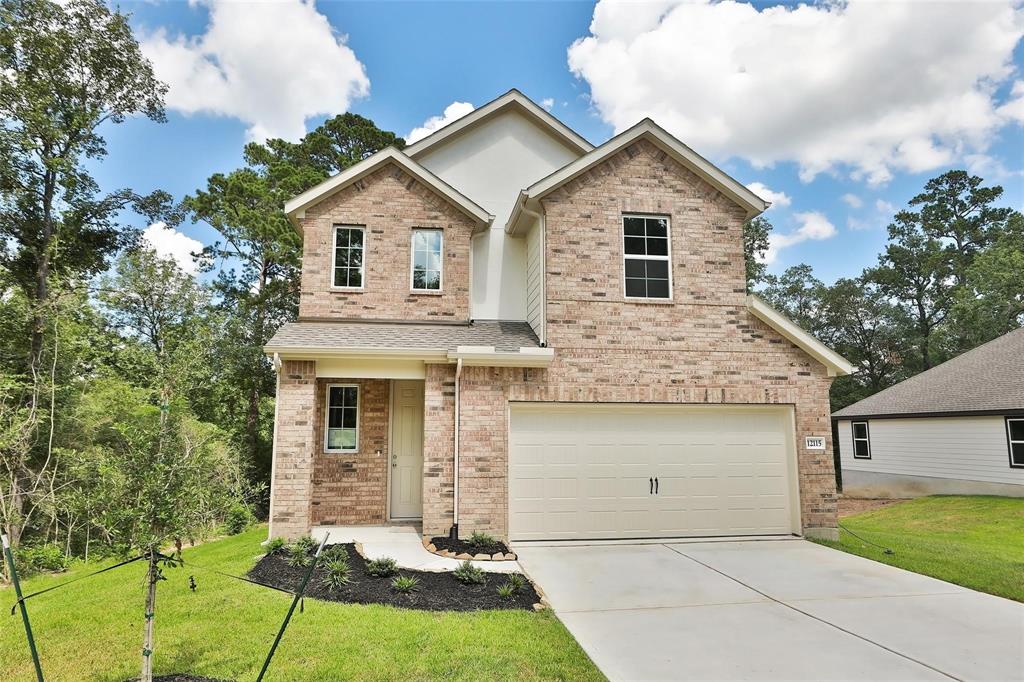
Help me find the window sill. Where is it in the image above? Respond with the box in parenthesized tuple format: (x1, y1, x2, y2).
(410, 289, 444, 296)
(330, 287, 365, 293)
(623, 297, 675, 305)
(324, 450, 360, 456)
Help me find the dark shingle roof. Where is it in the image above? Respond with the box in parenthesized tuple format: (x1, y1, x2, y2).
(833, 327, 1024, 419)
(266, 319, 540, 354)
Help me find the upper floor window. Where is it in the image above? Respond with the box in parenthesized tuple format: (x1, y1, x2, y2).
(325, 384, 359, 453)
(411, 228, 443, 292)
(852, 421, 871, 459)
(623, 215, 671, 299)
(1007, 418, 1024, 468)
(333, 225, 365, 289)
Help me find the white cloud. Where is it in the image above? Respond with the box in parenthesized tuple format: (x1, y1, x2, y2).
(745, 182, 790, 208)
(764, 211, 837, 264)
(142, 222, 203, 274)
(141, 0, 369, 141)
(569, 0, 1024, 185)
(406, 101, 474, 144)
(841, 193, 863, 209)
(540, 98, 555, 111)
(875, 199, 897, 217)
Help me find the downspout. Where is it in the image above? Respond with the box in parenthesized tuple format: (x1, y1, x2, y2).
(449, 357, 464, 539)
(521, 205, 546, 346)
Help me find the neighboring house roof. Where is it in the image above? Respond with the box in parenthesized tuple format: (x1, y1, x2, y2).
(747, 294, 854, 377)
(833, 327, 1024, 419)
(283, 147, 493, 232)
(404, 89, 594, 158)
(266, 319, 552, 367)
(507, 118, 770, 234)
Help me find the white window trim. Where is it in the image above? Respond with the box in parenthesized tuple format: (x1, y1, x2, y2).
(330, 225, 366, 291)
(621, 214, 673, 301)
(324, 383, 359, 454)
(410, 227, 444, 293)
(852, 420, 871, 460)
(1007, 417, 1024, 469)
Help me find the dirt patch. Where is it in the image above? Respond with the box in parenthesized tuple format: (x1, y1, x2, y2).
(249, 543, 540, 612)
(839, 497, 908, 517)
(429, 535, 513, 559)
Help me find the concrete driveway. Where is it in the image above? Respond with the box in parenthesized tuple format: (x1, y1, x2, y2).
(515, 539, 1024, 681)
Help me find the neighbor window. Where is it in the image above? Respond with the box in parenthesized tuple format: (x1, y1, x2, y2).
(325, 384, 359, 452)
(411, 228, 443, 291)
(852, 421, 871, 459)
(1007, 418, 1024, 468)
(623, 215, 671, 299)
(333, 226, 365, 288)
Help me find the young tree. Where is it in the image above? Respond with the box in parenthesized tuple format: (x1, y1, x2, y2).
(743, 216, 772, 290)
(757, 264, 825, 334)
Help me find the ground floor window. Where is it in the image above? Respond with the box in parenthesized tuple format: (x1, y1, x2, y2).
(325, 384, 359, 452)
(852, 421, 871, 459)
(1007, 418, 1024, 468)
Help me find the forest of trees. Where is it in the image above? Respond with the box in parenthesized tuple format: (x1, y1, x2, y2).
(1, 0, 1022, 576)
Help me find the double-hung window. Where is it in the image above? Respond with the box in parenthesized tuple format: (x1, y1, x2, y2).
(325, 384, 359, 453)
(411, 228, 443, 292)
(333, 225, 365, 289)
(623, 215, 672, 299)
(852, 421, 871, 459)
(1007, 418, 1024, 468)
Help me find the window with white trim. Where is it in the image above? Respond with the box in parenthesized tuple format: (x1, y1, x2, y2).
(623, 215, 671, 299)
(852, 421, 871, 459)
(333, 226, 365, 288)
(411, 228, 443, 291)
(1007, 418, 1024, 468)
(325, 384, 359, 453)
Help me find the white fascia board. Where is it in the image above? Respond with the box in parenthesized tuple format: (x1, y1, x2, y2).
(283, 147, 493, 232)
(524, 120, 769, 219)
(746, 294, 855, 377)
(448, 345, 554, 368)
(505, 191, 539, 236)
(404, 89, 594, 158)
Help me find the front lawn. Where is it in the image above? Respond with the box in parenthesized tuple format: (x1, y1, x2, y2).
(0, 527, 603, 681)
(817, 495, 1024, 602)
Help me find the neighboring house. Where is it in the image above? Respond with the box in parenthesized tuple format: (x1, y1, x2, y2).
(834, 327, 1024, 498)
(264, 89, 854, 544)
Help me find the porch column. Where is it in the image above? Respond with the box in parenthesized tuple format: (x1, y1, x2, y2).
(422, 363, 456, 537)
(268, 359, 317, 539)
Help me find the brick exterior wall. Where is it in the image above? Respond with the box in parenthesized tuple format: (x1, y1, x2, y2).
(297, 162, 475, 321)
(425, 139, 838, 540)
(422, 364, 456, 534)
(310, 378, 390, 526)
(268, 360, 317, 539)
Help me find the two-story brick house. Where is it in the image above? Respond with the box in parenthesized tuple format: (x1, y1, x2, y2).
(265, 90, 853, 544)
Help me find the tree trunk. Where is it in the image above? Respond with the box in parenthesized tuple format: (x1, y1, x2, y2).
(141, 551, 157, 682)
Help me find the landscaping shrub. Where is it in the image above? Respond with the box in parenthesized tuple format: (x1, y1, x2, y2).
(467, 531, 499, 550)
(293, 534, 317, 552)
(365, 556, 397, 577)
(452, 560, 485, 585)
(223, 503, 255, 535)
(391, 575, 419, 594)
(321, 544, 349, 562)
(264, 537, 286, 555)
(323, 558, 351, 591)
(16, 543, 69, 576)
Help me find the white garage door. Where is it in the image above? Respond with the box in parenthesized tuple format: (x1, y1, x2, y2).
(508, 404, 799, 541)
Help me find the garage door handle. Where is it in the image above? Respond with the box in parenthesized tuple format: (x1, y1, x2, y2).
(654, 477, 659, 495)
(649, 477, 653, 495)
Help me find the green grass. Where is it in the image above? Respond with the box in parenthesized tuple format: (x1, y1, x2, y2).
(817, 495, 1024, 602)
(1, 528, 603, 681)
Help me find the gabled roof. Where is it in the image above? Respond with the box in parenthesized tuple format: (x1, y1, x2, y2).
(747, 295, 855, 378)
(834, 327, 1024, 419)
(507, 119, 769, 234)
(283, 147, 493, 232)
(404, 89, 594, 158)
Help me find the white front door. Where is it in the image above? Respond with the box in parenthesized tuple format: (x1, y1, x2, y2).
(390, 380, 424, 519)
(508, 404, 799, 541)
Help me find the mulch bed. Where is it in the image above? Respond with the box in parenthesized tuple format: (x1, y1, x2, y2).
(248, 543, 540, 612)
(429, 535, 512, 558)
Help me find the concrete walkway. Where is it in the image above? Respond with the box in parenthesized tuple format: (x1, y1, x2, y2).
(311, 525, 521, 573)
(515, 539, 1024, 681)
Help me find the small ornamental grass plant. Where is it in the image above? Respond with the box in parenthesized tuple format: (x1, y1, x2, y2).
(323, 558, 352, 591)
(391, 575, 419, 594)
(496, 582, 516, 599)
(286, 543, 312, 568)
(452, 560, 486, 585)
(506, 573, 526, 592)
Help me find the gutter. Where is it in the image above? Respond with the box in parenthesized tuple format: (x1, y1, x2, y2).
(450, 357, 463, 540)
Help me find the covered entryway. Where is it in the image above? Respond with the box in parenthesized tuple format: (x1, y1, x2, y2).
(508, 404, 799, 541)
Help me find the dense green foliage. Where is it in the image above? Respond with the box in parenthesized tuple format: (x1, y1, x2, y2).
(0, 528, 603, 681)
(816, 496, 1024, 603)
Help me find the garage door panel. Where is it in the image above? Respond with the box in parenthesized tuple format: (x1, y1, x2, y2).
(508, 404, 798, 541)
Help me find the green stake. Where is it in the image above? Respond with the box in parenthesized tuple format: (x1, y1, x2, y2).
(256, 532, 329, 682)
(3, 533, 44, 682)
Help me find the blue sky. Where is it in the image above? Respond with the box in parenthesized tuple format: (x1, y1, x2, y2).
(97, 0, 1024, 283)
